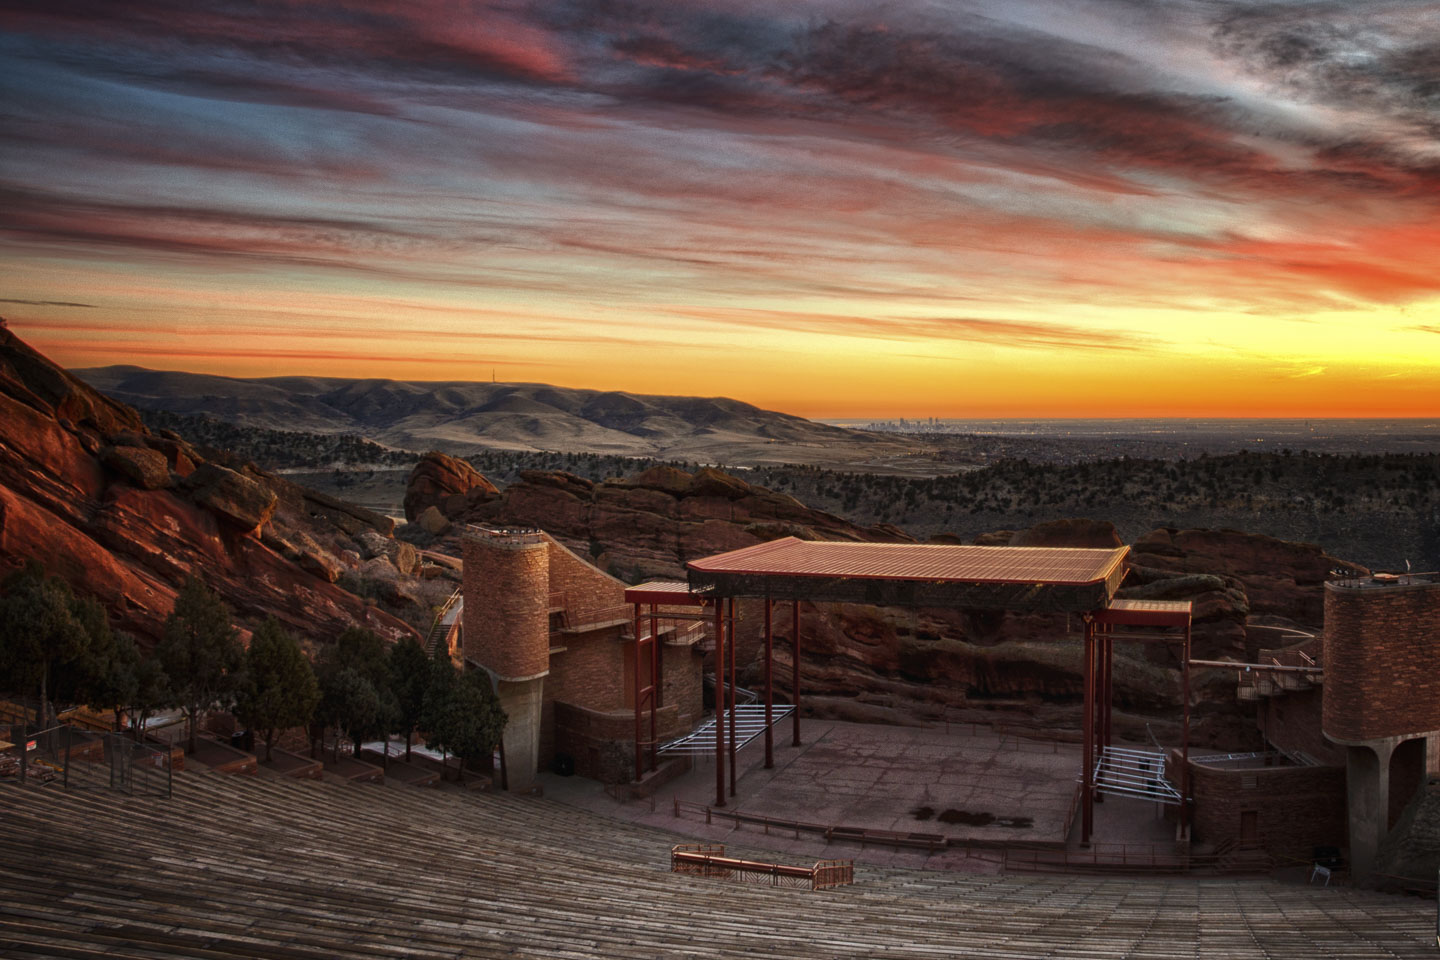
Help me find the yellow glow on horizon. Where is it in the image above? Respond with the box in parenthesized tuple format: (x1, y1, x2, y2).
(8, 259, 1439, 420)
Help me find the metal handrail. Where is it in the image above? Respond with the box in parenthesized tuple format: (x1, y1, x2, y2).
(424, 589, 462, 656)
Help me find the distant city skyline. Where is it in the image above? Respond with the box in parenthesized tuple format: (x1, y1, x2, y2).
(3, 1, 1439, 418)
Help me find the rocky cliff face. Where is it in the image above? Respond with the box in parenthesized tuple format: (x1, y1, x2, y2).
(0, 324, 418, 645)
(421, 459, 911, 579)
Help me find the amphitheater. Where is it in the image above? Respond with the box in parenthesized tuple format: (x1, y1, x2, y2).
(3, 767, 1436, 959)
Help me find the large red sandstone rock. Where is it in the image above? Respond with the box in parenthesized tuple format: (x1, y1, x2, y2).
(460, 465, 911, 580)
(102, 444, 171, 490)
(183, 463, 278, 534)
(1128, 527, 1365, 626)
(403, 451, 498, 521)
(1010, 518, 1123, 549)
(0, 324, 419, 646)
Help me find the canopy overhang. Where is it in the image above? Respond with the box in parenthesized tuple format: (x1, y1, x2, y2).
(686, 537, 1129, 613)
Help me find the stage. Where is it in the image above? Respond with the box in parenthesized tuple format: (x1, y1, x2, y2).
(545, 719, 1104, 869)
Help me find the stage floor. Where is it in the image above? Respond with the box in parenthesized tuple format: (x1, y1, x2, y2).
(544, 719, 1100, 868)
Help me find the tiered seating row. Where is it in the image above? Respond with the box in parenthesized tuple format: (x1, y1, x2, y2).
(0, 770, 1434, 959)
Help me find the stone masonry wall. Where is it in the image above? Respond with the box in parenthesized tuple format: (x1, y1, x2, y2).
(662, 643, 705, 731)
(1189, 760, 1347, 860)
(540, 629, 628, 765)
(553, 699, 681, 783)
(1259, 687, 1344, 766)
(546, 538, 627, 623)
(462, 534, 549, 680)
(1323, 579, 1440, 742)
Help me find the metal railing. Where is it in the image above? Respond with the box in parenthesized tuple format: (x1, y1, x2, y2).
(424, 588, 463, 657)
(670, 844, 853, 890)
(2, 724, 171, 797)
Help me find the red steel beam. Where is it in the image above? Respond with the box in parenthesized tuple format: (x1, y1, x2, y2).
(792, 598, 802, 747)
(1181, 621, 1192, 836)
(1081, 616, 1095, 845)
(649, 603, 659, 774)
(1103, 628, 1113, 750)
(714, 598, 726, 807)
(764, 594, 774, 770)
(728, 597, 736, 797)
(633, 602, 643, 783)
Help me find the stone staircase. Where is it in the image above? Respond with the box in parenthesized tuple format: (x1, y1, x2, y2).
(1, 769, 1435, 958)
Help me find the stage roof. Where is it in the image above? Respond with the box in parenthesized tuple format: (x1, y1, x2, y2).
(1093, 598, 1192, 628)
(686, 538, 1130, 613)
(624, 580, 706, 607)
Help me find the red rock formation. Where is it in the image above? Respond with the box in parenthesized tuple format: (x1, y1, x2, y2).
(1128, 527, 1366, 626)
(459, 464, 912, 579)
(0, 324, 417, 645)
(403, 451, 498, 522)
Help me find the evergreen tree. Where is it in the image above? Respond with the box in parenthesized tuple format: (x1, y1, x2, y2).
(83, 632, 148, 733)
(443, 670, 506, 784)
(421, 650, 506, 783)
(0, 562, 104, 727)
(419, 646, 460, 776)
(234, 619, 319, 762)
(127, 643, 172, 742)
(316, 627, 397, 759)
(388, 637, 430, 760)
(317, 667, 383, 761)
(155, 576, 242, 754)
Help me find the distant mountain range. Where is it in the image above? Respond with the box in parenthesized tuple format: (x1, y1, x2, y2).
(75, 366, 905, 463)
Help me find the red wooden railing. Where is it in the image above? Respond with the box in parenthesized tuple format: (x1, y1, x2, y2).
(670, 844, 854, 890)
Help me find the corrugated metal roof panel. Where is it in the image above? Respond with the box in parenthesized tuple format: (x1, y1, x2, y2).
(688, 537, 1128, 586)
(624, 581, 706, 606)
(1095, 598, 1192, 627)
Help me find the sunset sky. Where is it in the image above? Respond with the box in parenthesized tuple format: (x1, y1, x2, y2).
(2, 0, 1439, 418)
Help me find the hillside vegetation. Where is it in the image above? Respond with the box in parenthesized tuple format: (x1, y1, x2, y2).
(142, 411, 1440, 571)
(750, 451, 1440, 571)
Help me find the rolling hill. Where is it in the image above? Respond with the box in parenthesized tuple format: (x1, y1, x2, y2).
(75, 366, 908, 463)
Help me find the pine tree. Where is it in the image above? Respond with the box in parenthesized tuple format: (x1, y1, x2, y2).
(0, 562, 104, 727)
(421, 649, 506, 784)
(388, 638, 430, 760)
(316, 627, 397, 760)
(419, 646, 460, 777)
(155, 576, 242, 754)
(234, 619, 319, 762)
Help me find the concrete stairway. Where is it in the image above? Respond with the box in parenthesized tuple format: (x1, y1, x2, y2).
(1, 770, 1435, 958)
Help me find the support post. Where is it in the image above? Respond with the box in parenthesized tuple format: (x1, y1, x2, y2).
(649, 604, 659, 774)
(1181, 621, 1192, 835)
(634, 602, 644, 783)
(764, 594, 774, 770)
(714, 599, 726, 807)
(1081, 615, 1095, 845)
(792, 598, 802, 747)
(728, 597, 737, 797)
(1103, 629, 1114, 749)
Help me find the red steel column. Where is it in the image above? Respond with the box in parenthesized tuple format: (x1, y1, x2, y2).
(1103, 628, 1114, 749)
(792, 598, 802, 747)
(1181, 621, 1192, 834)
(714, 599, 726, 807)
(1081, 616, 1095, 845)
(764, 594, 774, 769)
(633, 602, 643, 783)
(649, 603, 659, 774)
(727, 597, 737, 797)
